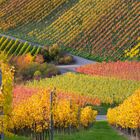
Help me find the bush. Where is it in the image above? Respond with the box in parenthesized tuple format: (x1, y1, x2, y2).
(14, 53, 34, 68)
(16, 62, 59, 81)
(64, 55, 73, 64)
(43, 64, 59, 77)
(34, 54, 44, 64)
(34, 70, 42, 80)
(49, 43, 60, 59)
(18, 62, 39, 80)
(40, 44, 74, 65)
(40, 46, 50, 62)
(58, 55, 73, 64)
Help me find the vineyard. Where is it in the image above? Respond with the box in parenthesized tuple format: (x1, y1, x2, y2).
(11, 88, 98, 134)
(0, 0, 67, 30)
(26, 72, 140, 104)
(0, 0, 139, 61)
(0, 35, 41, 58)
(0, 0, 140, 140)
(13, 86, 101, 107)
(76, 61, 140, 81)
(107, 89, 140, 139)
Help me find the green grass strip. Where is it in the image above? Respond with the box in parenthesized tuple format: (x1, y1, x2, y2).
(5, 122, 127, 140)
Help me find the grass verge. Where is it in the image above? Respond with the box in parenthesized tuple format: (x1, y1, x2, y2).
(5, 121, 127, 140)
(55, 121, 127, 140)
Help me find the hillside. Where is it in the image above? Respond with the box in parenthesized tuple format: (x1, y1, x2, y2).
(0, 0, 139, 61)
(0, 1, 140, 139)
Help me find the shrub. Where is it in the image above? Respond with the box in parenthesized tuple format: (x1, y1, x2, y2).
(34, 54, 44, 64)
(58, 57, 64, 64)
(18, 62, 39, 80)
(58, 55, 73, 64)
(34, 70, 42, 80)
(40, 44, 73, 65)
(15, 53, 34, 68)
(64, 55, 73, 64)
(49, 43, 60, 59)
(43, 64, 59, 77)
(40, 46, 50, 62)
(16, 62, 59, 81)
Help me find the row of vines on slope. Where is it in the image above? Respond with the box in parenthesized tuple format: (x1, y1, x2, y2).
(0, 0, 67, 30)
(26, 72, 140, 104)
(13, 86, 101, 107)
(10, 88, 97, 136)
(0, 35, 41, 59)
(0, 0, 139, 61)
(76, 61, 140, 81)
(107, 89, 140, 140)
(27, 0, 139, 61)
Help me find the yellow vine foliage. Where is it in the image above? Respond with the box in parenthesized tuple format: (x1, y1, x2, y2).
(30, 0, 118, 45)
(27, 72, 140, 104)
(11, 90, 50, 132)
(0, 61, 14, 135)
(10, 90, 97, 133)
(80, 106, 97, 127)
(0, 0, 67, 30)
(107, 89, 140, 129)
(124, 38, 140, 59)
(54, 99, 79, 128)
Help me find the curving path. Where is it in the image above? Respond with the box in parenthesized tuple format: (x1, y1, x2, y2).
(57, 55, 96, 73)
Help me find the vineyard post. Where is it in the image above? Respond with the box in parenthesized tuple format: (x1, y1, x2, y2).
(69, 99, 72, 134)
(0, 69, 4, 140)
(50, 88, 56, 140)
(77, 99, 81, 130)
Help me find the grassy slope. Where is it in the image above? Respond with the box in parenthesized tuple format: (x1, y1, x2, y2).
(5, 122, 127, 140)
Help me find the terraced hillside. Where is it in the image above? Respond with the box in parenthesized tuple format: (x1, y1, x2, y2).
(0, 0, 68, 29)
(0, 0, 139, 61)
(0, 35, 41, 58)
